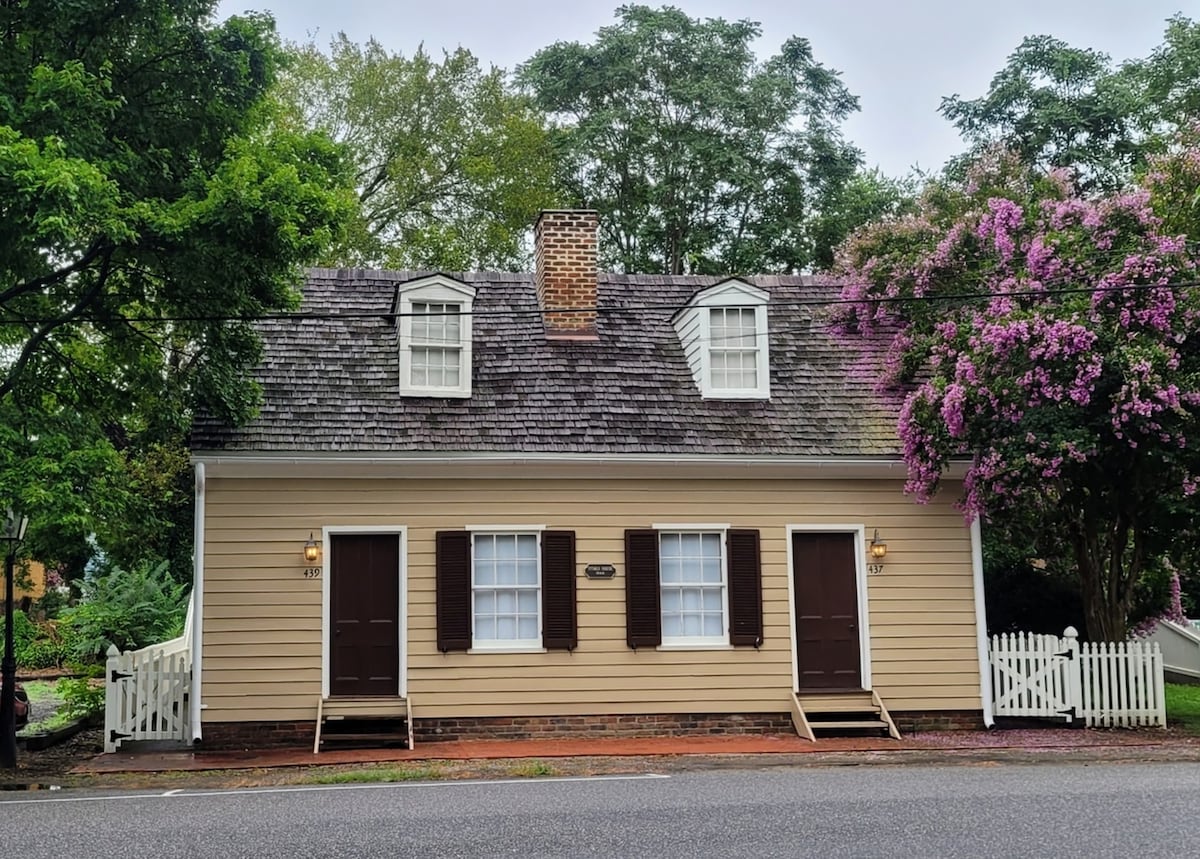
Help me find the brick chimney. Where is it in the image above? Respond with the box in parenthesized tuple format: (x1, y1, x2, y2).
(534, 209, 599, 340)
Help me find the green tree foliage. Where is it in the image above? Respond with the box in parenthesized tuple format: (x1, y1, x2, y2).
(808, 169, 918, 270)
(0, 1, 355, 577)
(275, 35, 561, 271)
(941, 16, 1200, 188)
(519, 4, 863, 275)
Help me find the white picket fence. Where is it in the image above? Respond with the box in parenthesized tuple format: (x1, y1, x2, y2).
(103, 596, 193, 753)
(990, 626, 1165, 728)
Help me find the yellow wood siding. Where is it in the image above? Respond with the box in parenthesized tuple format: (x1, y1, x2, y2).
(200, 476, 981, 723)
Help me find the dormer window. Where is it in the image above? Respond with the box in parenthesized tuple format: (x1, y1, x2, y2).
(673, 279, 770, 399)
(395, 275, 475, 398)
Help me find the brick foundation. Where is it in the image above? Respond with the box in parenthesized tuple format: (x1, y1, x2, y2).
(890, 710, 986, 732)
(412, 712, 795, 742)
(199, 709, 987, 750)
(201, 720, 314, 750)
(200, 712, 793, 750)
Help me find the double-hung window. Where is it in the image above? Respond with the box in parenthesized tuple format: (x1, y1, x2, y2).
(471, 532, 541, 649)
(659, 531, 727, 645)
(410, 302, 463, 388)
(708, 308, 760, 391)
(396, 275, 475, 397)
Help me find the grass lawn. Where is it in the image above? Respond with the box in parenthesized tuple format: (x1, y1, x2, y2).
(17, 679, 67, 736)
(1165, 683, 1200, 735)
(20, 680, 60, 706)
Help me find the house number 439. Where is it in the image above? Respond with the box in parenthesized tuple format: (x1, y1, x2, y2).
(303, 567, 321, 578)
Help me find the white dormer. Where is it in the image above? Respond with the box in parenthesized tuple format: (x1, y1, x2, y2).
(673, 279, 770, 399)
(395, 274, 476, 398)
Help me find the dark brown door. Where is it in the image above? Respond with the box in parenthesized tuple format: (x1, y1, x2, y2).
(330, 534, 400, 696)
(792, 532, 861, 690)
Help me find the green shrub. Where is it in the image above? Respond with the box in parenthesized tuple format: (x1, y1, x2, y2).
(60, 559, 188, 661)
(0, 609, 36, 656)
(57, 675, 105, 720)
(2, 612, 73, 670)
(18, 638, 69, 670)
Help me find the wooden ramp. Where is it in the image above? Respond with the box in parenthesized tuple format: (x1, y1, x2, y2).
(791, 690, 900, 740)
(314, 696, 414, 754)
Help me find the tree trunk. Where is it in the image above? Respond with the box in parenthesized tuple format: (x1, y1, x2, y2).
(1071, 512, 1140, 641)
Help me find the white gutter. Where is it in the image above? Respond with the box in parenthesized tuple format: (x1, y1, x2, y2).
(191, 451, 910, 466)
(191, 452, 970, 483)
(970, 516, 995, 727)
(190, 462, 206, 744)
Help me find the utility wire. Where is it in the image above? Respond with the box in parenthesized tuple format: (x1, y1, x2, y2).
(1, 277, 1197, 328)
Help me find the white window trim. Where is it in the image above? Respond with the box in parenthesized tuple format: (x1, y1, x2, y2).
(465, 524, 547, 532)
(654, 524, 731, 649)
(396, 275, 475, 398)
(702, 302, 769, 399)
(469, 529, 544, 652)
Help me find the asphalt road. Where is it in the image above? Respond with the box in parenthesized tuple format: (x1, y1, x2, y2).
(1, 762, 1196, 858)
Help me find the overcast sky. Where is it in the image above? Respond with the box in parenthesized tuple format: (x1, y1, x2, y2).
(216, 0, 1189, 177)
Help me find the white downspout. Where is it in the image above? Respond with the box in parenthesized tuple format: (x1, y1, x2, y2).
(970, 516, 995, 727)
(190, 462, 206, 743)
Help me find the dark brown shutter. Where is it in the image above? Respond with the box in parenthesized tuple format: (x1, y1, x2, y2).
(435, 531, 471, 652)
(541, 531, 577, 650)
(625, 529, 661, 648)
(727, 529, 763, 646)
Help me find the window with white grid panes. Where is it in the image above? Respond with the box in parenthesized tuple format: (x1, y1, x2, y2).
(659, 532, 727, 645)
(410, 302, 462, 388)
(472, 533, 541, 648)
(708, 307, 758, 390)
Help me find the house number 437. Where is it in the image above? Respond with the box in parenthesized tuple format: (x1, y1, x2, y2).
(303, 567, 321, 578)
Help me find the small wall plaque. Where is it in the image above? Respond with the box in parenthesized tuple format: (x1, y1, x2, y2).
(584, 564, 617, 579)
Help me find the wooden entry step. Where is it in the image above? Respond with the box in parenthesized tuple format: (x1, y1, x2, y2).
(314, 695, 414, 753)
(790, 690, 901, 741)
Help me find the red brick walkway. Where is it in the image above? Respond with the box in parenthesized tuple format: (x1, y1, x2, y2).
(75, 727, 1194, 775)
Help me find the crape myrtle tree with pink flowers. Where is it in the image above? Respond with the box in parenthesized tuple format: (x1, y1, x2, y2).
(833, 142, 1200, 641)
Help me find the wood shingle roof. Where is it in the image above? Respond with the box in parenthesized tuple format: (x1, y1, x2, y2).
(189, 268, 900, 457)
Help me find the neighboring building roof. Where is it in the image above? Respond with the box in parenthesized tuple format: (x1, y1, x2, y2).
(190, 269, 900, 457)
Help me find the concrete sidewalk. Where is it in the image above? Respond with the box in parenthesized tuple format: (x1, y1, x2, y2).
(74, 727, 1200, 775)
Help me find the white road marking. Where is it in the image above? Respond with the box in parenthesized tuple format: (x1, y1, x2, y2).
(0, 772, 670, 805)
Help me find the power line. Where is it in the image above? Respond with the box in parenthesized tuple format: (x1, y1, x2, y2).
(3, 229, 1190, 325)
(1, 277, 1196, 328)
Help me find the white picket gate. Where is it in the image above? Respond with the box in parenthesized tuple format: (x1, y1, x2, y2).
(103, 597, 193, 753)
(990, 627, 1165, 728)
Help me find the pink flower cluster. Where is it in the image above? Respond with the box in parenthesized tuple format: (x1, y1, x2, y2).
(977, 198, 1024, 262)
(845, 147, 1200, 519)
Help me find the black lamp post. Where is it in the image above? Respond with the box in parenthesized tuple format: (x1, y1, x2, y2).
(1, 508, 29, 770)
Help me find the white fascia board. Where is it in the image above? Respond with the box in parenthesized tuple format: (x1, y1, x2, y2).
(192, 451, 968, 482)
